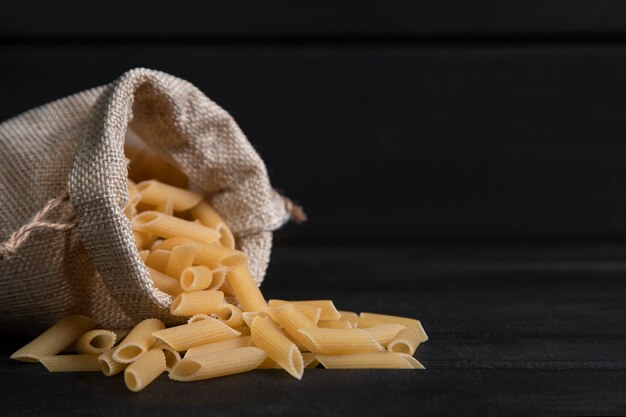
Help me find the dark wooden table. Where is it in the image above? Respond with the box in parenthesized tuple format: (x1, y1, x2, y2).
(2, 243, 625, 416)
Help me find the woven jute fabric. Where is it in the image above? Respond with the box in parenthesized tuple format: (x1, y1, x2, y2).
(0, 68, 289, 333)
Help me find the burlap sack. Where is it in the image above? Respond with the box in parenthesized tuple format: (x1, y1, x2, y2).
(0, 68, 291, 333)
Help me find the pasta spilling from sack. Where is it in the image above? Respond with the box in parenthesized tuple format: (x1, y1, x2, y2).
(10, 178, 428, 392)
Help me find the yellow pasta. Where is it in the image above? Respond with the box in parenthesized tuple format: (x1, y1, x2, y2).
(318, 320, 354, 329)
(387, 327, 428, 355)
(155, 197, 174, 216)
(124, 347, 166, 392)
(170, 347, 267, 382)
(147, 266, 183, 296)
(265, 303, 317, 351)
(164, 244, 198, 279)
(98, 349, 128, 376)
(136, 180, 203, 212)
(75, 329, 118, 355)
(133, 211, 220, 244)
(226, 265, 267, 312)
(363, 324, 405, 346)
(258, 352, 319, 369)
(251, 316, 303, 380)
(339, 311, 359, 320)
(170, 291, 224, 316)
(190, 201, 236, 249)
(145, 249, 170, 272)
(187, 314, 212, 323)
(155, 237, 247, 270)
(268, 299, 341, 321)
(113, 319, 164, 364)
(11, 315, 96, 362)
(180, 265, 212, 291)
(217, 303, 245, 329)
(267, 300, 321, 324)
(316, 353, 424, 369)
(241, 311, 266, 328)
(359, 313, 428, 336)
(160, 345, 182, 371)
(207, 267, 227, 291)
(184, 336, 253, 358)
(152, 318, 241, 351)
(296, 328, 384, 354)
(38, 354, 101, 372)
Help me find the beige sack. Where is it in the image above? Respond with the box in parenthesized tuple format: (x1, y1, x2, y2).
(0, 68, 290, 332)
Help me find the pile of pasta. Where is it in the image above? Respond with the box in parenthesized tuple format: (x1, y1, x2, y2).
(10, 179, 428, 392)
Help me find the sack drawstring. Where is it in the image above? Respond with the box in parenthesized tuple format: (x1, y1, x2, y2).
(0, 191, 76, 259)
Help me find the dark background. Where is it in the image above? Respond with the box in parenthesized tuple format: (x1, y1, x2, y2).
(1, 1, 626, 415)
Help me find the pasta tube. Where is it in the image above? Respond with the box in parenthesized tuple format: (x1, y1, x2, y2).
(161, 345, 182, 371)
(184, 336, 253, 358)
(316, 353, 424, 369)
(38, 354, 101, 372)
(124, 347, 166, 392)
(363, 324, 405, 346)
(152, 318, 241, 351)
(133, 211, 220, 244)
(318, 320, 354, 329)
(217, 303, 245, 329)
(259, 352, 318, 369)
(75, 329, 118, 355)
(296, 328, 384, 354)
(339, 311, 359, 320)
(164, 244, 197, 279)
(190, 201, 236, 249)
(170, 291, 224, 316)
(135, 180, 203, 211)
(268, 299, 341, 321)
(251, 316, 304, 380)
(98, 349, 128, 376)
(11, 315, 96, 362)
(180, 266, 212, 291)
(187, 314, 212, 323)
(145, 249, 170, 272)
(226, 265, 267, 312)
(154, 237, 247, 270)
(147, 266, 182, 296)
(266, 303, 317, 351)
(359, 313, 428, 337)
(169, 347, 267, 382)
(387, 327, 428, 355)
(113, 319, 164, 363)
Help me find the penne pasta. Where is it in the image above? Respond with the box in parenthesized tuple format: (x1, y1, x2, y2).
(154, 237, 247, 270)
(251, 316, 304, 380)
(155, 197, 174, 216)
(75, 329, 118, 355)
(161, 345, 182, 371)
(147, 266, 183, 296)
(145, 249, 170, 272)
(169, 347, 267, 382)
(226, 265, 268, 312)
(318, 320, 354, 329)
(187, 314, 212, 323)
(152, 318, 241, 351)
(339, 311, 359, 320)
(217, 303, 245, 329)
(358, 313, 428, 337)
(241, 311, 266, 328)
(98, 349, 128, 376)
(266, 303, 317, 351)
(268, 300, 341, 321)
(124, 348, 166, 392)
(189, 202, 236, 248)
(136, 180, 203, 212)
(164, 244, 198, 279)
(11, 315, 96, 362)
(170, 291, 224, 316)
(113, 319, 164, 364)
(316, 353, 424, 369)
(38, 354, 101, 372)
(138, 250, 150, 262)
(258, 352, 319, 369)
(363, 324, 406, 346)
(387, 327, 428, 355)
(184, 336, 253, 358)
(296, 328, 384, 354)
(180, 265, 212, 291)
(133, 211, 220, 244)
